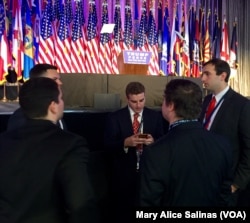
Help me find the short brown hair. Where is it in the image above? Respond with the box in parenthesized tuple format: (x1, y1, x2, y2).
(125, 82, 145, 97)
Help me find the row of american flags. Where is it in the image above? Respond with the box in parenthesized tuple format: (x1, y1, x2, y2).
(0, 0, 238, 84)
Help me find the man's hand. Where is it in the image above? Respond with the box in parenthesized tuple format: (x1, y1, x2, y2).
(124, 134, 154, 147)
(231, 184, 239, 193)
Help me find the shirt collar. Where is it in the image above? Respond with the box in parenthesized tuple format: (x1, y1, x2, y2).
(214, 86, 229, 102)
(128, 106, 143, 117)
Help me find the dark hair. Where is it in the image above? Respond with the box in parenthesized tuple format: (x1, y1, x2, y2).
(29, 64, 58, 78)
(164, 79, 202, 119)
(19, 77, 60, 119)
(125, 82, 145, 97)
(203, 58, 231, 82)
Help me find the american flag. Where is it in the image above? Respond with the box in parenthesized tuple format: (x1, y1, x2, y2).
(123, 2, 133, 50)
(133, 0, 139, 48)
(51, 0, 60, 36)
(52, 0, 60, 22)
(71, 0, 86, 73)
(111, 1, 122, 74)
(79, 0, 85, 26)
(137, 1, 148, 51)
(85, 0, 98, 74)
(148, 8, 159, 76)
(38, 0, 55, 65)
(98, 0, 112, 74)
(66, 0, 73, 25)
(55, 3, 71, 73)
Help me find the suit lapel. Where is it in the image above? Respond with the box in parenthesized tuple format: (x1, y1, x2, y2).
(141, 108, 149, 133)
(201, 95, 213, 121)
(210, 88, 233, 129)
(122, 106, 134, 136)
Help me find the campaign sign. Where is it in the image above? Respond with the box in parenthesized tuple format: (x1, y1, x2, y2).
(123, 50, 152, 65)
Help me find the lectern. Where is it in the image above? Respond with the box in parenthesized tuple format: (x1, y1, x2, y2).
(117, 50, 151, 75)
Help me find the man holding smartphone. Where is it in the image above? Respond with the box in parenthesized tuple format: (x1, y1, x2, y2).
(104, 81, 165, 223)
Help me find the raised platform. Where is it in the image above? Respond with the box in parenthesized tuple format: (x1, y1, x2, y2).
(0, 101, 19, 115)
(1, 74, 203, 108)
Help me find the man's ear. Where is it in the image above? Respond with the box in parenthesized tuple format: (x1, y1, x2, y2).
(220, 72, 227, 81)
(166, 101, 175, 111)
(48, 101, 57, 115)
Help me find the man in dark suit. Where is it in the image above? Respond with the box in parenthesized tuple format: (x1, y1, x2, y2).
(138, 79, 233, 207)
(7, 63, 66, 131)
(200, 58, 250, 206)
(0, 78, 98, 223)
(104, 82, 164, 222)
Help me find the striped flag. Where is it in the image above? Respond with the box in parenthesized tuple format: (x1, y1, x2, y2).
(148, 6, 159, 75)
(12, 0, 23, 81)
(52, 0, 61, 22)
(160, 3, 171, 76)
(38, 0, 55, 65)
(123, 2, 133, 50)
(65, 0, 73, 25)
(0, 0, 11, 84)
(23, 3, 34, 81)
(203, 11, 211, 63)
(182, 4, 190, 77)
(220, 17, 229, 62)
(133, 0, 139, 48)
(71, 0, 86, 73)
(157, 1, 163, 68)
(111, 1, 122, 74)
(192, 14, 200, 77)
(169, 4, 181, 75)
(55, 2, 71, 73)
(229, 21, 238, 78)
(85, 0, 98, 73)
(137, 1, 148, 51)
(98, 0, 112, 74)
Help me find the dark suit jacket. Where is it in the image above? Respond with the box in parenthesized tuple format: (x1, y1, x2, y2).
(138, 121, 233, 207)
(7, 108, 67, 131)
(0, 120, 98, 223)
(200, 88, 250, 190)
(104, 106, 164, 222)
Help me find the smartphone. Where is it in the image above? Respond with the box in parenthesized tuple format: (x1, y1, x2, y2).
(138, 134, 148, 138)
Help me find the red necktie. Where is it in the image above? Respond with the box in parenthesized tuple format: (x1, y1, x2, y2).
(204, 96, 216, 129)
(132, 113, 140, 134)
(132, 113, 143, 153)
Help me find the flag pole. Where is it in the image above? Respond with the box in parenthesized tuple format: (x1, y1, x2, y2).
(1, 83, 7, 102)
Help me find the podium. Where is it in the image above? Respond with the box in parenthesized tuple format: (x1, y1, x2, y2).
(117, 50, 150, 75)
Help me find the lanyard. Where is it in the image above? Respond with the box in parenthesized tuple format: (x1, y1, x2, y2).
(169, 119, 198, 130)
